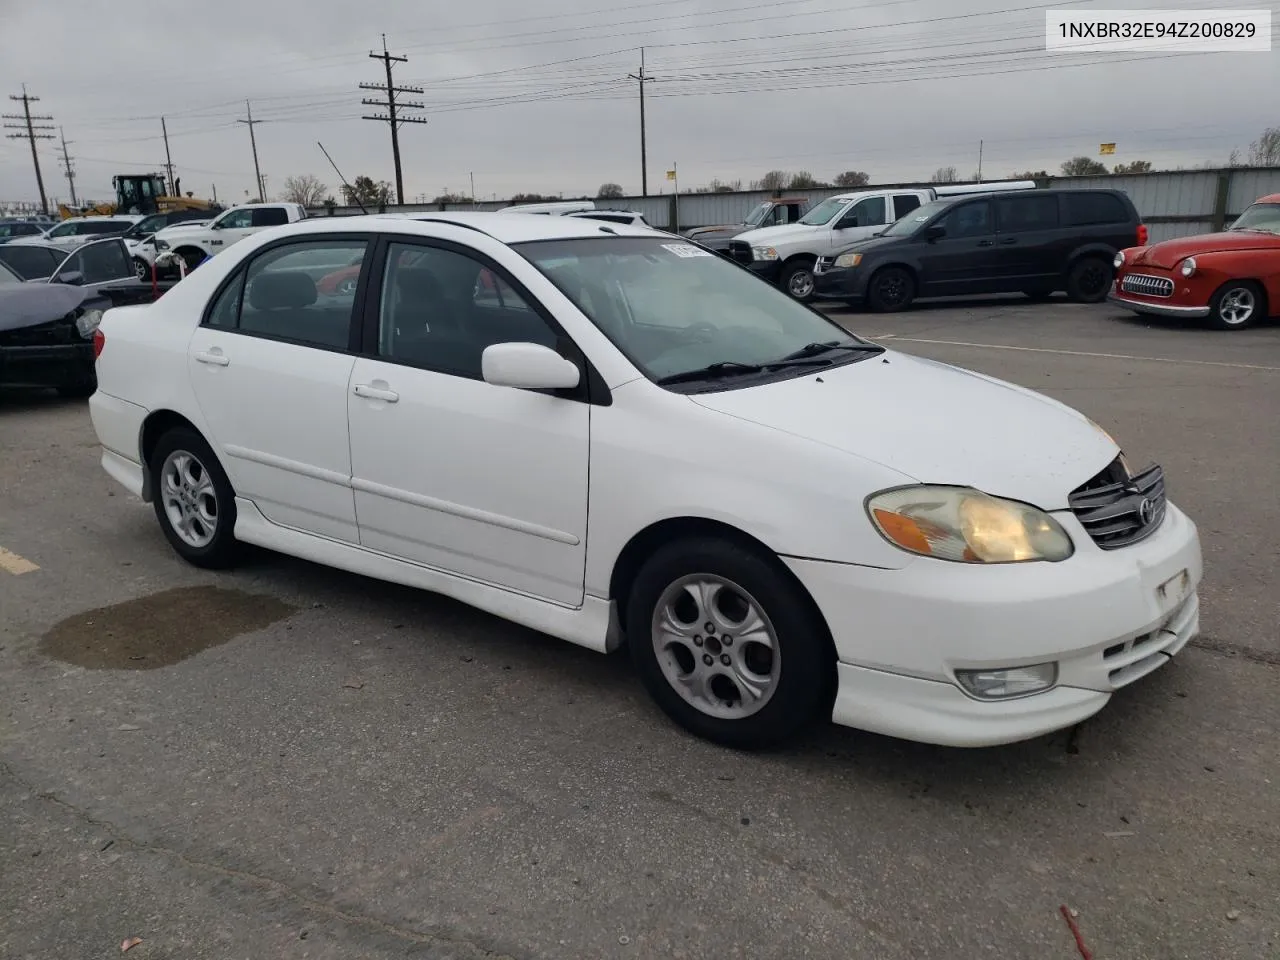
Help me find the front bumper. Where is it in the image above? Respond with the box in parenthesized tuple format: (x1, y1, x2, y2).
(813, 262, 869, 302)
(786, 501, 1203, 747)
(0, 341, 95, 388)
(747, 260, 781, 284)
(1107, 289, 1210, 318)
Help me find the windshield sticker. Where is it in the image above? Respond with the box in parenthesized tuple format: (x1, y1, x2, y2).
(661, 243, 713, 258)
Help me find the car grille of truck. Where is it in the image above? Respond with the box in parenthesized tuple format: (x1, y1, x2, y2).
(727, 241, 753, 266)
(1120, 274, 1174, 298)
(1068, 456, 1166, 549)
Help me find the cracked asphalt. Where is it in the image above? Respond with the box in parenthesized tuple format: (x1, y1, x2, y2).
(2, 296, 1278, 959)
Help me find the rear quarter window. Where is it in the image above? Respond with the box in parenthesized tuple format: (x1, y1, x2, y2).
(1061, 192, 1130, 226)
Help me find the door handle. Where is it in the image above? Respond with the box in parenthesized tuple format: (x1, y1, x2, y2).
(977, 239, 994, 247)
(353, 383, 399, 403)
(999, 237, 1017, 245)
(194, 351, 229, 366)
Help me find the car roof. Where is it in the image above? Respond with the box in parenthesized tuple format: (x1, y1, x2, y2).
(284, 211, 662, 243)
(1256, 193, 1280, 204)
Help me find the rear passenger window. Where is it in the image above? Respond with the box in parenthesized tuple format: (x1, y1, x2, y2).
(1061, 192, 1128, 226)
(893, 194, 922, 219)
(997, 195, 1060, 231)
(252, 207, 290, 228)
(228, 240, 368, 348)
(378, 242, 558, 380)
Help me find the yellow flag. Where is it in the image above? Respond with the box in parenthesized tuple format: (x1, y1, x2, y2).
(1099, 143, 1116, 155)
(665, 169, 677, 180)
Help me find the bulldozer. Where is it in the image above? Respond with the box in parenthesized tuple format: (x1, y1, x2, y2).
(58, 173, 220, 220)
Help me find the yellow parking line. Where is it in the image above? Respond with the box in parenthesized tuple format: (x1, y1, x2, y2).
(0, 547, 39, 575)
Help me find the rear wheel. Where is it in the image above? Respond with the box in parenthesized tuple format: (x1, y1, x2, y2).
(780, 259, 817, 302)
(626, 537, 834, 749)
(1206, 280, 1265, 331)
(867, 266, 916, 312)
(149, 427, 240, 569)
(131, 257, 150, 281)
(1065, 257, 1113, 303)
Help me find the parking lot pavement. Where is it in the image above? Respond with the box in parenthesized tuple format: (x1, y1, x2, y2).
(2, 299, 1277, 960)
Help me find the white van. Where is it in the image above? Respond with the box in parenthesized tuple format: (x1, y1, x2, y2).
(734, 181, 1036, 302)
(497, 200, 596, 216)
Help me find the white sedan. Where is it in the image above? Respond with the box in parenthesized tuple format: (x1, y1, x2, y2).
(88, 212, 1203, 749)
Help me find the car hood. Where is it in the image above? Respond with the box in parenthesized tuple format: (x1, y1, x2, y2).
(685, 224, 747, 242)
(735, 222, 825, 246)
(689, 351, 1117, 509)
(831, 234, 905, 257)
(0, 283, 91, 331)
(1132, 230, 1280, 268)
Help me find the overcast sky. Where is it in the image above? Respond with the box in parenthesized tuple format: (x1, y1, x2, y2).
(1, 0, 1276, 206)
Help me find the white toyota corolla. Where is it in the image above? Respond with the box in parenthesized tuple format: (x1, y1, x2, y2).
(88, 212, 1202, 749)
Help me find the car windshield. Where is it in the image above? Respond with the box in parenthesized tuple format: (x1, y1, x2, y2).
(1229, 202, 1280, 235)
(743, 202, 772, 226)
(798, 198, 849, 226)
(514, 236, 879, 388)
(880, 200, 951, 237)
(125, 214, 167, 237)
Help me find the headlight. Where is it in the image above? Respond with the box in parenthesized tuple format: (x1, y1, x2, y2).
(866, 486, 1074, 563)
(155, 239, 170, 251)
(955, 663, 1058, 700)
(1113, 250, 1125, 268)
(75, 308, 104, 338)
(834, 252, 863, 268)
(1180, 256, 1197, 277)
(751, 246, 778, 261)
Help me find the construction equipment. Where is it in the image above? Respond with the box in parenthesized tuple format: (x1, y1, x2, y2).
(58, 174, 220, 220)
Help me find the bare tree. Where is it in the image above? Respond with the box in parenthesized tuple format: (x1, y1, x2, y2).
(1060, 156, 1109, 176)
(1226, 148, 1242, 167)
(930, 166, 958, 183)
(789, 171, 820, 188)
(281, 174, 328, 206)
(755, 170, 791, 192)
(597, 182, 624, 198)
(1247, 127, 1280, 166)
(833, 170, 870, 187)
(1112, 160, 1153, 174)
(708, 178, 740, 193)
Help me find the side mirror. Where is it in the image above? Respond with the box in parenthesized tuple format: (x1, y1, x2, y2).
(835, 216, 859, 230)
(924, 224, 946, 242)
(481, 342, 580, 391)
(56, 270, 85, 286)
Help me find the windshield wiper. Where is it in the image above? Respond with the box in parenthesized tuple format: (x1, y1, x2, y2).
(656, 361, 764, 385)
(777, 339, 883, 361)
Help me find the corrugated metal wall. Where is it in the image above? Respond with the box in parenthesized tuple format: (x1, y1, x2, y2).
(308, 167, 1280, 237)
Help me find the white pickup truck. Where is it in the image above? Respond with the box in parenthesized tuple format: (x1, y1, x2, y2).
(732, 181, 1036, 302)
(153, 202, 307, 272)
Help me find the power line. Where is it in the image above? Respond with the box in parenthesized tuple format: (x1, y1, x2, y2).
(58, 127, 77, 207)
(361, 34, 427, 205)
(3, 85, 56, 214)
(235, 100, 266, 202)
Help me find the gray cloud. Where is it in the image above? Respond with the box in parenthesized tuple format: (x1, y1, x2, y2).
(2, 0, 1275, 206)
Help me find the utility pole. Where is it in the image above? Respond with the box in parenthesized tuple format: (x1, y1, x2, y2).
(470, 171, 476, 208)
(236, 100, 265, 202)
(361, 34, 426, 206)
(57, 127, 77, 207)
(161, 116, 176, 195)
(977, 140, 983, 182)
(627, 49, 652, 196)
(3, 85, 55, 215)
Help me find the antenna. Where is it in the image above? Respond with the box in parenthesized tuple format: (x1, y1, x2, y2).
(318, 141, 366, 215)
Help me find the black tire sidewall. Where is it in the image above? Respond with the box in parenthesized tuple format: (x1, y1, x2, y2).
(149, 427, 240, 568)
(626, 538, 834, 749)
(868, 267, 914, 313)
(1207, 281, 1263, 331)
(1066, 257, 1113, 303)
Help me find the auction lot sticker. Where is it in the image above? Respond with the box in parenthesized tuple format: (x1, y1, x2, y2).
(662, 243, 713, 258)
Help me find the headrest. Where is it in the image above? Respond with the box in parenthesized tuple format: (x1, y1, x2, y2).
(395, 268, 444, 303)
(249, 271, 317, 311)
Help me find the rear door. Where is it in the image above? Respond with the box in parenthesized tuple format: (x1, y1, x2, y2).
(993, 193, 1063, 287)
(917, 199, 1005, 296)
(891, 193, 924, 224)
(50, 239, 136, 291)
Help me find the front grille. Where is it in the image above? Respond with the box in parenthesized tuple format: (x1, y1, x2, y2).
(814, 256, 834, 274)
(1121, 273, 1174, 298)
(726, 240, 753, 266)
(1068, 456, 1166, 549)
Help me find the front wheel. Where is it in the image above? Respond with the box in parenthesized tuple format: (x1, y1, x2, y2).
(780, 260, 816, 302)
(626, 537, 834, 749)
(867, 266, 916, 313)
(149, 427, 240, 569)
(1065, 257, 1113, 303)
(1206, 281, 1265, 330)
(132, 257, 150, 281)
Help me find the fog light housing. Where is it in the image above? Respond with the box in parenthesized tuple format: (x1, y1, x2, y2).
(955, 663, 1057, 700)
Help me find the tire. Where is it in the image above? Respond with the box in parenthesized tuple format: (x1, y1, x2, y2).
(1065, 257, 1113, 303)
(1206, 280, 1265, 331)
(867, 266, 916, 313)
(149, 427, 240, 569)
(132, 257, 150, 281)
(780, 259, 817, 303)
(56, 377, 96, 399)
(626, 537, 834, 749)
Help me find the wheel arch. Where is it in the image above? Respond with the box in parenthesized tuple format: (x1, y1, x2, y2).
(138, 409, 205, 502)
(1064, 243, 1118, 272)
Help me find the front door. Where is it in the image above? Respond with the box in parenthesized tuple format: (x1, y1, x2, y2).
(206, 208, 256, 253)
(828, 194, 889, 253)
(186, 235, 372, 543)
(347, 239, 590, 606)
(917, 199, 1005, 297)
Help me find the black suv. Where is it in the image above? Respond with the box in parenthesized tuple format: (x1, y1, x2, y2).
(813, 188, 1145, 311)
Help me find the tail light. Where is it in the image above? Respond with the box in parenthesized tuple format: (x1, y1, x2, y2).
(92, 328, 105, 359)
(1136, 224, 1148, 245)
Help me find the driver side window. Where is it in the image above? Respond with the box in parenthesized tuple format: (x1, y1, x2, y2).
(938, 201, 994, 239)
(218, 209, 254, 229)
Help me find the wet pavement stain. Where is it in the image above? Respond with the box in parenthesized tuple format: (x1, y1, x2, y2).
(39, 585, 296, 670)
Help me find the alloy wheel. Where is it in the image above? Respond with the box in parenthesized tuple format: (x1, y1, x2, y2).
(160, 450, 219, 549)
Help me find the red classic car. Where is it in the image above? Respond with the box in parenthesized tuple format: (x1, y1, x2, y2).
(1109, 194, 1280, 330)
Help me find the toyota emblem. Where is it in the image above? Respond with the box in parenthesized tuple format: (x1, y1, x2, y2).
(1138, 498, 1154, 524)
